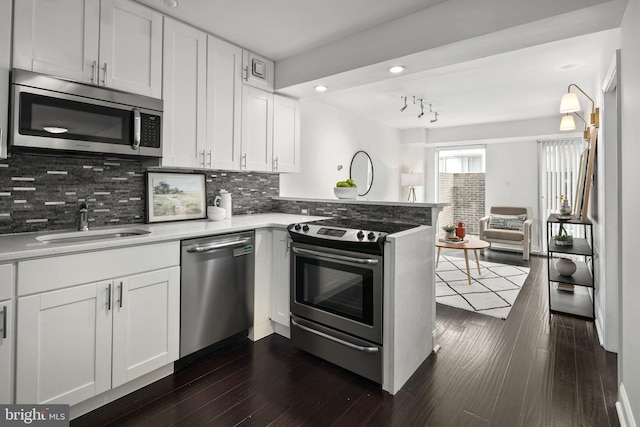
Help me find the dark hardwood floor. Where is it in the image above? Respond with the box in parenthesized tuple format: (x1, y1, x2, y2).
(72, 249, 619, 427)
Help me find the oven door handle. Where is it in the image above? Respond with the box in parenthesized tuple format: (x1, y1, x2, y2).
(291, 318, 379, 353)
(292, 247, 379, 265)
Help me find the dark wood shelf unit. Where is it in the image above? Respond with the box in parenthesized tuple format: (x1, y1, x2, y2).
(546, 215, 594, 319)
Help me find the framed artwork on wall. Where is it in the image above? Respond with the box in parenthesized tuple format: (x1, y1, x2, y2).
(146, 171, 207, 223)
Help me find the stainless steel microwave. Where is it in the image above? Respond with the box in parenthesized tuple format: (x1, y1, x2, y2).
(10, 69, 163, 157)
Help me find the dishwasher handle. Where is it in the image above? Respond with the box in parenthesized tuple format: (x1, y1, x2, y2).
(185, 237, 252, 253)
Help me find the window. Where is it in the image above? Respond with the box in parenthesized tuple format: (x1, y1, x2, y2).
(438, 148, 485, 173)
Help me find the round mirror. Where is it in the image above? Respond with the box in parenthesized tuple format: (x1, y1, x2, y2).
(349, 151, 374, 196)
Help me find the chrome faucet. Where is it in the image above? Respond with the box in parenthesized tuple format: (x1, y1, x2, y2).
(78, 196, 90, 231)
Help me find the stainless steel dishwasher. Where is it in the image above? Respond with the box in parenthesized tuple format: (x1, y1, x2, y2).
(180, 231, 255, 358)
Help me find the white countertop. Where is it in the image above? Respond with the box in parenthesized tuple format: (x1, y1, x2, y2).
(0, 213, 327, 262)
(273, 196, 448, 208)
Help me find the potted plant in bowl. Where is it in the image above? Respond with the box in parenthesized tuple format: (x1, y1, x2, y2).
(553, 233, 574, 247)
(442, 225, 455, 239)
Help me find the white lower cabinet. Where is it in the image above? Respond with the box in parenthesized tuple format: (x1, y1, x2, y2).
(0, 299, 13, 404)
(111, 268, 180, 388)
(17, 267, 179, 405)
(17, 281, 113, 405)
(15, 242, 180, 406)
(270, 229, 290, 327)
(0, 263, 15, 404)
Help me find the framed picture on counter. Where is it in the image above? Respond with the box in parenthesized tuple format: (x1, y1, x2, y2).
(146, 171, 207, 223)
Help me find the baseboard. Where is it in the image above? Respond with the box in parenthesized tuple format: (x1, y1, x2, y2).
(617, 383, 638, 427)
(595, 307, 605, 347)
(273, 322, 290, 338)
(70, 364, 174, 420)
(249, 320, 274, 341)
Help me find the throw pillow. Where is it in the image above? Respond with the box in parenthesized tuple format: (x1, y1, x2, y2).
(488, 213, 527, 231)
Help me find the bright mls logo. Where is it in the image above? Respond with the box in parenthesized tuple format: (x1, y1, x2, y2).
(0, 405, 69, 426)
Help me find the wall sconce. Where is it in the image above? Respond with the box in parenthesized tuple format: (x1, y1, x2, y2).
(560, 112, 591, 140)
(401, 172, 423, 203)
(559, 84, 599, 128)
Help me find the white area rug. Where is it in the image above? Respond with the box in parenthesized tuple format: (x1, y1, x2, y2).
(435, 255, 530, 319)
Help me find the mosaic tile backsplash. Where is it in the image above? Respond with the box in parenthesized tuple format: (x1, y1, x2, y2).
(0, 152, 279, 234)
(272, 199, 433, 226)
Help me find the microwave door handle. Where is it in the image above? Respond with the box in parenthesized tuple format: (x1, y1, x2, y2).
(292, 247, 379, 265)
(132, 108, 141, 150)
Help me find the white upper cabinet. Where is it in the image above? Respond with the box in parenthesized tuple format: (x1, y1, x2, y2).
(162, 18, 207, 168)
(99, 0, 163, 97)
(242, 50, 274, 92)
(207, 36, 243, 170)
(241, 86, 273, 172)
(13, 0, 162, 97)
(0, 0, 11, 159)
(273, 95, 301, 173)
(13, 0, 100, 83)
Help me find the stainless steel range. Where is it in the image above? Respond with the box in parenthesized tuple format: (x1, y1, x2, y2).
(288, 218, 418, 384)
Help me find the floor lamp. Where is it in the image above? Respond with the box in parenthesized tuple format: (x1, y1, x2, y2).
(401, 172, 423, 202)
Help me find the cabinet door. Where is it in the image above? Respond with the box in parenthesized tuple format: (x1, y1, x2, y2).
(207, 36, 243, 170)
(99, 0, 163, 97)
(0, 0, 11, 159)
(16, 281, 112, 405)
(270, 230, 290, 326)
(273, 95, 301, 173)
(162, 18, 207, 168)
(0, 301, 13, 404)
(242, 50, 274, 92)
(241, 86, 273, 172)
(112, 267, 179, 388)
(13, 0, 100, 84)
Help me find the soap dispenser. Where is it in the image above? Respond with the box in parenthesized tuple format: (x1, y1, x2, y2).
(215, 190, 232, 219)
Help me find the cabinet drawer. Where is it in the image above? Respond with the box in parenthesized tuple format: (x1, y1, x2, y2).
(17, 242, 179, 296)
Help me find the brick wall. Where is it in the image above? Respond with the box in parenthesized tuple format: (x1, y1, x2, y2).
(439, 172, 485, 235)
(438, 173, 454, 230)
(0, 152, 279, 234)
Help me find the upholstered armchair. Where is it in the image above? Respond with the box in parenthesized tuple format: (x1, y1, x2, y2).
(479, 206, 533, 260)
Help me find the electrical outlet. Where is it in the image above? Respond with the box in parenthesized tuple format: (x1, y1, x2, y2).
(301, 209, 308, 214)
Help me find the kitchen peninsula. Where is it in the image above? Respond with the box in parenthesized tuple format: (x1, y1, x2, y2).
(272, 196, 447, 227)
(0, 212, 434, 416)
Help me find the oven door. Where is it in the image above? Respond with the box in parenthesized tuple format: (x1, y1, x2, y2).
(290, 242, 383, 344)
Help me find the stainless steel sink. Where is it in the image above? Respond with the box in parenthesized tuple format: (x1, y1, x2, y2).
(36, 228, 151, 244)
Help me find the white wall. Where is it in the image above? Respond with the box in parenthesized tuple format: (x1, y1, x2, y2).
(279, 98, 403, 201)
(618, 0, 640, 425)
(485, 140, 541, 252)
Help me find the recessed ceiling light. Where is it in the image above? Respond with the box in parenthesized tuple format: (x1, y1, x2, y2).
(389, 66, 405, 74)
(314, 85, 328, 92)
(164, 0, 178, 8)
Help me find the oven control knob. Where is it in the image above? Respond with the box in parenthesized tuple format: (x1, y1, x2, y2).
(367, 232, 376, 240)
(302, 224, 310, 232)
(294, 223, 301, 231)
(357, 230, 365, 240)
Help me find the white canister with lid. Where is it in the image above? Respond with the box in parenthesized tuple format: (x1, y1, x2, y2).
(214, 190, 232, 219)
